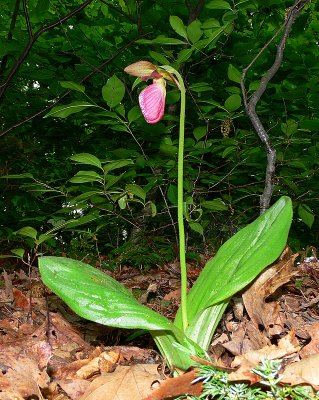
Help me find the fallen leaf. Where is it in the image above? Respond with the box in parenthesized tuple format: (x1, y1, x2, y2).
(300, 322, 319, 358)
(80, 364, 162, 400)
(222, 320, 271, 356)
(163, 289, 181, 301)
(13, 287, 30, 311)
(0, 355, 50, 398)
(143, 369, 202, 400)
(58, 379, 91, 400)
(228, 332, 300, 383)
(282, 354, 319, 389)
(76, 351, 119, 378)
(242, 250, 298, 336)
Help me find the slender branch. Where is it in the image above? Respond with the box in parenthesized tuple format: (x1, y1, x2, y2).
(0, 0, 94, 100)
(0, 0, 21, 76)
(22, 0, 33, 38)
(240, 0, 310, 214)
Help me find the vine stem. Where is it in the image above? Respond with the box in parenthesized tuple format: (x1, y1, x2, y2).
(161, 66, 188, 331)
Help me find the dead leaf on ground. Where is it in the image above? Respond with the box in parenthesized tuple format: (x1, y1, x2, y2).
(56, 379, 91, 400)
(300, 322, 319, 358)
(222, 319, 271, 356)
(79, 364, 162, 400)
(228, 332, 300, 383)
(13, 287, 31, 311)
(0, 355, 50, 399)
(242, 249, 298, 336)
(143, 369, 202, 400)
(282, 354, 319, 389)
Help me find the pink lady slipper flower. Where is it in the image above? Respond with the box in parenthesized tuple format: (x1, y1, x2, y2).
(138, 78, 166, 124)
(124, 61, 177, 124)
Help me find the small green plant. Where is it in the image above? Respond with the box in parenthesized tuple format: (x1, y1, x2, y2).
(38, 61, 293, 371)
(192, 360, 319, 399)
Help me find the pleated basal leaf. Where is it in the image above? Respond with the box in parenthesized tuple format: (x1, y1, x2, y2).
(39, 257, 173, 331)
(175, 196, 293, 332)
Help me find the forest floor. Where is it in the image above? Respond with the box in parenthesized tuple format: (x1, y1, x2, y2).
(0, 248, 319, 399)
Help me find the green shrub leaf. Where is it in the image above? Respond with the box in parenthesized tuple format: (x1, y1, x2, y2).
(44, 101, 96, 118)
(298, 204, 314, 228)
(228, 64, 241, 84)
(70, 153, 102, 170)
(224, 94, 241, 112)
(59, 81, 85, 93)
(102, 75, 125, 109)
(15, 226, 38, 240)
(169, 16, 188, 39)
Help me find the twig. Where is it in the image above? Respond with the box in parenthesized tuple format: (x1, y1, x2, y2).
(240, 0, 310, 214)
(0, 0, 94, 100)
(0, 0, 21, 77)
(22, 0, 33, 38)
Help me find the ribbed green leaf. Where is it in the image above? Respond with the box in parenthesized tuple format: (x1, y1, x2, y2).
(187, 20, 202, 44)
(206, 0, 232, 10)
(39, 257, 173, 331)
(175, 197, 293, 346)
(298, 204, 314, 228)
(103, 159, 133, 173)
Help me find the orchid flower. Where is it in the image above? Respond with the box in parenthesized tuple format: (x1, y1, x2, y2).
(124, 61, 178, 124)
(138, 78, 166, 124)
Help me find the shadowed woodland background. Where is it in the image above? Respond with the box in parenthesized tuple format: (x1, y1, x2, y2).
(0, 0, 318, 267)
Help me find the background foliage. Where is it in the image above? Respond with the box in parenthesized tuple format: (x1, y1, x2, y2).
(0, 0, 318, 265)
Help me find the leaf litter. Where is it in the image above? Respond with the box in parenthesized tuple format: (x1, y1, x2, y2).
(0, 249, 319, 399)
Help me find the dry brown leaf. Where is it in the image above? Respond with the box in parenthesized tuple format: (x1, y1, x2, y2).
(79, 364, 162, 400)
(222, 320, 271, 356)
(242, 250, 298, 336)
(76, 351, 119, 378)
(58, 379, 91, 400)
(50, 312, 92, 349)
(300, 322, 319, 358)
(282, 354, 319, 389)
(0, 355, 50, 398)
(228, 332, 300, 383)
(143, 369, 202, 400)
(163, 288, 181, 301)
(13, 287, 30, 311)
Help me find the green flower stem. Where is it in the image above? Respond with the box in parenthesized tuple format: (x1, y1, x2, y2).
(161, 66, 188, 331)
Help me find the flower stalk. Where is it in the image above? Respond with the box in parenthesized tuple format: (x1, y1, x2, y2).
(124, 62, 188, 330)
